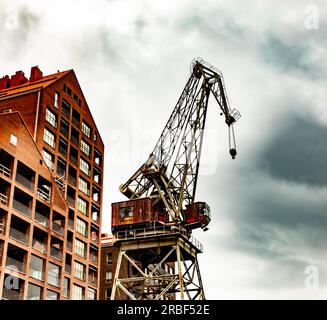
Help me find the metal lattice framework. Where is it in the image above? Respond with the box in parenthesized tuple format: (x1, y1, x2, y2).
(111, 227, 205, 300)
(119, 58, 240, 222)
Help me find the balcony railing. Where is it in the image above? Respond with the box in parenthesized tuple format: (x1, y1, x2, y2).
(0, 192, 8, 206)
(32, 239, 47, 254)
(66, 196, 75, 207)
(68, 175, 76, 186)
(0, 163, 11, 178)
(69, 155, 78, 166)
(90, 253, 98, 264)
(62, 106, 71, 119)
(37, 188, 50, 203)
(72, 117, 80, 128)
(50, 246, 63, 261)
(16, 173, 34, 190)
(9, 227, 29, 245)
(59, 145, 68, 158)
(91, 234, 99, 244)
(68, 218, 74, 228)
(6, 256, 26, 274)
(67, 240, 72, 251)
(52, 222, 64, 236)
(34, 212, 49, 227)
(60, 126, 69, 138)
(13, 199, 32, 217)
(2, 288, 23, 300)
(65, 264, 71, 274)
(88, 277, 97, 286)
(71, 135, 78, 146)
(0, 221, 5, 235)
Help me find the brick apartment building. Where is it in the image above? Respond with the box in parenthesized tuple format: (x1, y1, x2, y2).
(0, 66, 104, 300)
(99, 233, 118, 300)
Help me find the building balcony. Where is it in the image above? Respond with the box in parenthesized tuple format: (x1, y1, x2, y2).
(0, 163, 11, 178)
(65, 263, 71, 275)
(37, 188, 50, 203)
(50, 246, 63, 261)
(32, 239, 47, 254)
(15, 172, 34, 191)
(0, 192, 8, 206)
(68, 218, 74, 229)
(0, 150, 13, 178)
(13, 199, 32, 218)
(5, 256, 26, 274)
(52, 222, 64, 236)
(2, 288, 23, 300)
(35, 211, 50, 228)
(88, 277, 97, 286)
(90, 253, 98, 265)
(9, 227, 29, 245)
(0, 221, 5, 235)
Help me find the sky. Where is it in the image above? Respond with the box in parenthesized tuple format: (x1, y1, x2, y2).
(1, 0, 326, 299)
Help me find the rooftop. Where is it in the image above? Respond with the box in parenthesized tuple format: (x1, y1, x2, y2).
(0, 66, 71, 99)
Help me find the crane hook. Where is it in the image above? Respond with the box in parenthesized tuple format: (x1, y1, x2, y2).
(228, 125, 237, 159)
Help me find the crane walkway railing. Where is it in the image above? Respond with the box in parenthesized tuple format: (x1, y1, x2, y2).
(115, 225, 203, 252)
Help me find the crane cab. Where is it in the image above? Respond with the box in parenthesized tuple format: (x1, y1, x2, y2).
(111, 198, 168, 233)
(184, 202, 211, 230)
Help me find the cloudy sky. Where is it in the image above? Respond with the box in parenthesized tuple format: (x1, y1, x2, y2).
(1, 0, 327, 299)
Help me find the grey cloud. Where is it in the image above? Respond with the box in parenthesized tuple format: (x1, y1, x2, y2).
(259, 115, 327, 187)
(262, 35, 323, 79)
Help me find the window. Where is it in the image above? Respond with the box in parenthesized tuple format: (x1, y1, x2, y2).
(106, 271, 112, 283)
(64, 278, 70, 298)
(54, 92, 60, 108)
(106, 252, 112, 264)
(72, 284, 83, 300)
(27, 283, 42, 300)
(46, 290, 58, 300)
(76, 217, 87, 237)
(94, 149, 102, 166)
(45, 108, 57, 128)
(74, 238, 86, 258)
(93, 131, 97, 142)
(92, 186, 100, 203)
(93, 168, 101, 184)
(87, 288, 96, 300)
(119, 207, 133, 219)
(62, 98, 71, 119)
(78, 177, 90, 196)
(42, 149, 54, 170)
(73, 93, 81, 106)
(80, 140, 91, 157)
(105, 289, 111, 300)
(63, 83, 72, 96)
(74, 261, 85, 280)
(79, 158, 90, 176)
(29, 255, 44, 281)
(77, 197, 88, 215)
(10, 134, 17, 146)
(81, 121, 91, 138)
(43, 128, 56, 149)
(47, 262, 60, 287)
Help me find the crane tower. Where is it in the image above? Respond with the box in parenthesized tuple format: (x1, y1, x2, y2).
(110, 58, 240, 300)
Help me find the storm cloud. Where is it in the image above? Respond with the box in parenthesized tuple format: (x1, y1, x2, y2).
(1, 0, 326, 299)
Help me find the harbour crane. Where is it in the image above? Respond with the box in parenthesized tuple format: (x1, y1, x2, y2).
(110, 58, 240, 300)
